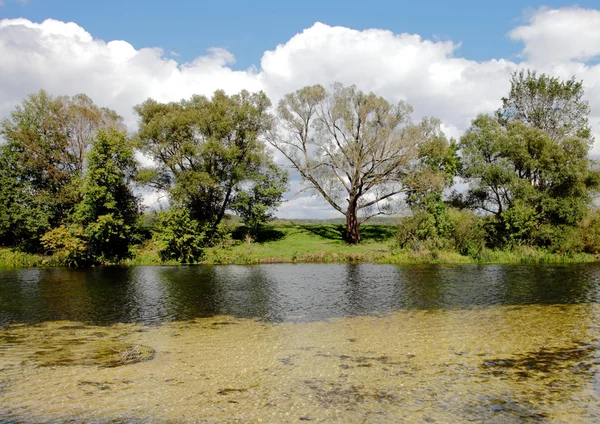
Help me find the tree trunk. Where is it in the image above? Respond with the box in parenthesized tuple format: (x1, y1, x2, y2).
(344, 207, 361, 244)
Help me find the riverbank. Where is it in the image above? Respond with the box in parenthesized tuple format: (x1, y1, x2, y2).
(2, 224, 595, 268)
(128, 223, 600, 265)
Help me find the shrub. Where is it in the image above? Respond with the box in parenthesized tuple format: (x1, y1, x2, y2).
(447, 208, 487, 257)
(40, 224, 90, 267)
(154, 208, 206, 263)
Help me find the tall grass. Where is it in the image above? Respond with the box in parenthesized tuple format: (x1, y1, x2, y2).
(474, 247, 597, 264)
(0, 248, 46, 268)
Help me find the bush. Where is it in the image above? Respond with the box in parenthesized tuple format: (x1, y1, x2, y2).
(154, 208, 206, 263)
(40, 224, 90, 267)
(396, 212, 438, 251)
(397, 207, 486, 256)
(447, 208, 486, 257)
(560, 209, 600, 254)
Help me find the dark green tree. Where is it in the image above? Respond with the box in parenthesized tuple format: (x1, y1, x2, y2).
(75, 129, 140, 263)
(0, 90, 124, 251)
(40, 130, 140, 265)
(0, 152, 51, 250)
(460, 115, 597, 247)
(154, 207, 206, 263)
(459, 71, 598, 248)
(134, 90, 281, 240)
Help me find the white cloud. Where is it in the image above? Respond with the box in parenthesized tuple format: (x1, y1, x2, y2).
(0, 19, 261, 130)
(1, 8, 600, 218)
(510, 7, 600, 64)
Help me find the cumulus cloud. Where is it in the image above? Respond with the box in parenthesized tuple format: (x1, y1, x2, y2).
(510, 7, 600, 64)
(0, 19, 260, 129)
(1, 7, 600, 217)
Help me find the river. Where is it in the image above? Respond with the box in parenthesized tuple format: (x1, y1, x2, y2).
(1, 264, 600, 422)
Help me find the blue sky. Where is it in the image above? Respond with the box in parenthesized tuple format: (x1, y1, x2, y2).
(2, 1, 600, 217)
(2, 0, 600, 69)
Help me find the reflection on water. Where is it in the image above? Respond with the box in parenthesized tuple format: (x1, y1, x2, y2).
(3, 264, 600, 325)
(1, 264, 600, 422)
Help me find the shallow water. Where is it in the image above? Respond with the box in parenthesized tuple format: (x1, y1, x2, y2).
(1, 264, 600, 422)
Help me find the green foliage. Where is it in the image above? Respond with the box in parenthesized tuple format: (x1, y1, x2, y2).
(75, 130, 140, 263)
(0, 248, 46, 268)
(154, 208, 206, 263)
(397, 197, 452, 251)
(397, 207, 486, 256)
(134, 90, 276, 236)
(459, 71, 597, 249)
(40, 224, 89, 267)
(232, 164, 288, 236)
(558, 209, 600, 255)
(0, 154, 52, 250)
(497, 69, 592, 143)
(406, 126, 460, 204)
(401, 126, 459, 250)
(496, 200, 539, 247)
(0, 90, 123, 252)
(446, 209, 486, 257)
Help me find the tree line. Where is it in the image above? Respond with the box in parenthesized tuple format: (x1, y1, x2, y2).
(0, 70, 599, 265)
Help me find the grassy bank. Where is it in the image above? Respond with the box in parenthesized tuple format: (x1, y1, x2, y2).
(2, 223, 598, 268)
(130, 223, 599, 266)
(0, 249, 46, 268)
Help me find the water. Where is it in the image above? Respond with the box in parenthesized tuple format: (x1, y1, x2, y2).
(1, 264, 600, 422)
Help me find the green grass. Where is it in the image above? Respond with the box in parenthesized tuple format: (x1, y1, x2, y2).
(204, 224, 396, 264)
(2, 224, 599, 268)
(473, 246, 598, 264)
(0, 248, 46, 268)
(201, 224, 599, 265)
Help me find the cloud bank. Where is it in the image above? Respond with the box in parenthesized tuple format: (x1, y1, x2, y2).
(1, 7, 600, 217)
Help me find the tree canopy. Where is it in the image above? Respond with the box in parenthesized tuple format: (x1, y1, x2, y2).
(135, 90, 286, 240)
(460, 71, 599, 247)
(272, 83, 446, 244)
(0, 90, 125, 251)
(497, 69, 592, 144)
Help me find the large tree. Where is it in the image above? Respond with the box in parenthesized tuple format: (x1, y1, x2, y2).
(460, 71, 599, 247)
(134, 90, 286, 238)
(0, 90, 124, 250)
(272, 83, 443, 244)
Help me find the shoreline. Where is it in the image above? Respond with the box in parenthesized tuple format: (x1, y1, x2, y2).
(1, 246, 597, 269)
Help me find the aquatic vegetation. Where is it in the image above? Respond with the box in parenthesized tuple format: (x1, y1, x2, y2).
(1, 305, 599, 422)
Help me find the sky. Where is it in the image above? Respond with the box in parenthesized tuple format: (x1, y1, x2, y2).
(1, 1, 600, 218)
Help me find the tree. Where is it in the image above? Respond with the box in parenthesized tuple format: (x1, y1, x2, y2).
(0, 152, 51, 250)
(272, 83, 441, 244)
(40, 130, 140, 265)
(232, 163, 289, 236)
(134, 90, 283, 240)
(460, 115, 597, 247)
(400, 130, 460, 248)
(75, 129, 140, 263)
(0, 90, 124, 250)
(460, 71, 598, 248)
(497, 69, 592, 144)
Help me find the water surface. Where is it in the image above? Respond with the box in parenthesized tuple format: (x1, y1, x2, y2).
(1, 264, 600, 422)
